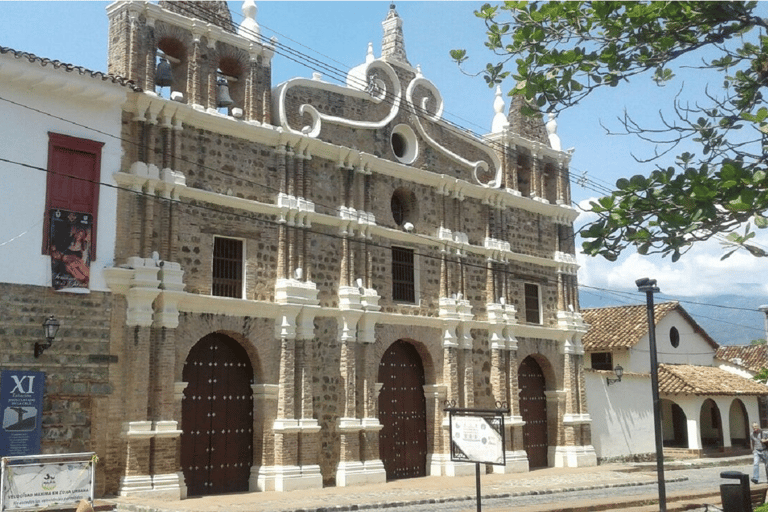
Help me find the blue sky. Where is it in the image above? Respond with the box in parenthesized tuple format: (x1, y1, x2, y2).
(2, 1, 767, 343)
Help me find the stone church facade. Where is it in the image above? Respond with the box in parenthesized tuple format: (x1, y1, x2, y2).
(3, 1, 595, 499)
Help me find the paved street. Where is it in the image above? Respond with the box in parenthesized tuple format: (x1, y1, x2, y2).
(371, 464, 753, 511)
(107, 457, 756, 512)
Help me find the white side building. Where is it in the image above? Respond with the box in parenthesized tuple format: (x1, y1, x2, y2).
(582, 302, 768, 461)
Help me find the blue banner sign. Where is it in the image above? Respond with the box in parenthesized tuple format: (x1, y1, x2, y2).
(0, 371, 45, 457)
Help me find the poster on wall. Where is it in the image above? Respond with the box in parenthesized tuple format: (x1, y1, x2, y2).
(0, 371, 45, 457)
(49, 209, 91, 292)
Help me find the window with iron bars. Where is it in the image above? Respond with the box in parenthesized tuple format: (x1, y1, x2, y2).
(212, 236, 243, 298)
(391, 246, 415, 303)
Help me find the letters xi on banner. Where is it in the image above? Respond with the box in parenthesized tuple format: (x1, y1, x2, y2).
(0, 371, 45, 457)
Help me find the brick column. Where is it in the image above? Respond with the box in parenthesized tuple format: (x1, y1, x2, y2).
(462, 349, 474, 408)
(143, 23, 156, 92)
(244, 53, 259, 122)
(338, 339, 360, 475)
(491, 346, 506, 406)
(424, 384, 446, 476)
(555, 161, 564, 204)
(251, 384, 278, 491)
(273, 335, 298, 487)
(530, 152, 539, 198)
(120, 324, 153, 495)
(188, 33, 203, 108)
(507, 144, 519, 192)
(297, 339, 318, 468)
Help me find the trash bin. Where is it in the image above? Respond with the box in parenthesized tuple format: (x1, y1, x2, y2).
(720, 470, 753, 512)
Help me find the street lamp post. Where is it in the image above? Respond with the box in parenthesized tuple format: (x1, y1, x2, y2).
(758, 304, 768, 343)
(636, 277, 666, 512)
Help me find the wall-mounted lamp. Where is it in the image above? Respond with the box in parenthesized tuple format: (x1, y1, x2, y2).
(35, 315, 60, 358)
(606, 364, 623, 386)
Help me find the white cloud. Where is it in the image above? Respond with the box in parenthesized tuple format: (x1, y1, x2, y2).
(575, 198, 768, 298)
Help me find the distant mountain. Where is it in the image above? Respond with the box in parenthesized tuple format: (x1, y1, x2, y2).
(579, 292, 767, 346)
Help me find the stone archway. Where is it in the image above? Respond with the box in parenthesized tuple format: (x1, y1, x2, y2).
(180, 333, 254, 496)
(661, 399, 688, 448)
(700, 398, 723, 450)
(729, 399, 750, 449)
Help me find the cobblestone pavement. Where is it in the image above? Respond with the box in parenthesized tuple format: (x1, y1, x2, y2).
(107, 457, 754, 512)
(373, 464, 754, 511)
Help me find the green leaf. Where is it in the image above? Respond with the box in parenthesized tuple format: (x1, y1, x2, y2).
(450, 49, 467, 64)
(630, 175, 648, 188)
(598, 196, 615, 209)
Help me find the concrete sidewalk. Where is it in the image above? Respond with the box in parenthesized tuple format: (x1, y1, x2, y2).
(105, 456, 753, 512)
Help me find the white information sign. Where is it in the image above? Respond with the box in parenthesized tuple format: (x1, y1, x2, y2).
(451, 415, 504, 465)
(1, 454, 94, 511)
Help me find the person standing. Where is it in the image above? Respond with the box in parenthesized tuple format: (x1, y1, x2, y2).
(751, 422, 768, 484)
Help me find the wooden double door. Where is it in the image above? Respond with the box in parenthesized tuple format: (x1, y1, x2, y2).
(378, 340, 428, 480)
(181, 334, 254, 496)
(519, 356, 548, 468)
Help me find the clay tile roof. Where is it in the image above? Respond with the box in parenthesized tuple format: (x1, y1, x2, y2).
(716, 344, 768, 373)
(581, 301, 682, 351)
(658, 364, 768, 396)
(0, 47, 140, 91)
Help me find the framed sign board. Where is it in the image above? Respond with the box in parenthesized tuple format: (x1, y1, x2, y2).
(1, 453, 96, 511)
(446, 407, 506, 466)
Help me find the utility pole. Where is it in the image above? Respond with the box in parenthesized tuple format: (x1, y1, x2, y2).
(636, 277, 666, 512)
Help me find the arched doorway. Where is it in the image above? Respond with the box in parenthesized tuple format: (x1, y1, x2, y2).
(378, 340, 427, 480)
(729, 399, 749, 449)
(661, 399, 688, 448)
(519, 356, 548, 468)
(700, 398, 723, 450)
(181, 333, 254, 496)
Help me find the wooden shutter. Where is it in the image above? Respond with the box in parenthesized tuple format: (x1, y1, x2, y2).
(43, 133, 103, 257)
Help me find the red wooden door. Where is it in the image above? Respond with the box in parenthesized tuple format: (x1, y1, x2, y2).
(181, 334, 253, 496)
(519, 356, 548, 468)
(378, 340, 427, 480)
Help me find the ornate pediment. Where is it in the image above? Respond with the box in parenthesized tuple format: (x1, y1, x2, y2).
(273, 54, 502, 189)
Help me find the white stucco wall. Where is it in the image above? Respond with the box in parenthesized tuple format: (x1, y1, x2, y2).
(585, 371, 657, 459)
(717, 360, 755, 379)
(587, 367, 762, 459)
(627, 310, 716, 373)
(0, 54, 126, 292)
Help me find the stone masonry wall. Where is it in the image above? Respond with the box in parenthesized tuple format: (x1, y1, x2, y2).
(0, 283, 114, 494)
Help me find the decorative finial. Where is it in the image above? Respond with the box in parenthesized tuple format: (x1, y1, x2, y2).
(491, 86, 509, 133)
(546, 112, 561, 151)
(238, 0, 260, 41)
